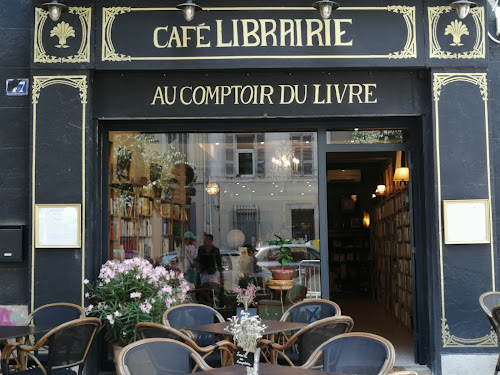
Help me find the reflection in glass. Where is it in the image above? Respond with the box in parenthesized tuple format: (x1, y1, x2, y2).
(107, 131, 320, 308)
(327, 129, 407, 144)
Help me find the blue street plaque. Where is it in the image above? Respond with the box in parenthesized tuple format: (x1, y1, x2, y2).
(6, 79, 29, 96)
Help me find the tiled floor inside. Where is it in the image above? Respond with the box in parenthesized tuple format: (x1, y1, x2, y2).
(336, 297, 432, 374)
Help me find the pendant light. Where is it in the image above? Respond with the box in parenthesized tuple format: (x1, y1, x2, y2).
(42, 0, 68, 22)
(177, 0, 202, 22)
(394, 151, 410, 182)
(449, 0, 477, 19)
(312, 0, 340, 19)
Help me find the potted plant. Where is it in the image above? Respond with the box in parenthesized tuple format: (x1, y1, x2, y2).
(234, 283, 260, 317)
(270, 234, 294, 281)
(84, 257, 190, 359)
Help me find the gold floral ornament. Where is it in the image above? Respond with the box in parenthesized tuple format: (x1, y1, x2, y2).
(445, 19, 469, 46)
(50, 21, 76, 48)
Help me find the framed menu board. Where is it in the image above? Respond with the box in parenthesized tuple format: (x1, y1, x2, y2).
(35, 204, 81, 248)
(443, 200, 490, 244)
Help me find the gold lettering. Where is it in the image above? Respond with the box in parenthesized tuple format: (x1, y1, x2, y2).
(259, 19, 278, 47)
(295, 19, 303, 46)
(326, 84, 332, 104)
(151, 86, 165, 105)
(242, 20, 261, 47)
(153, 27, 169, 48)
(164, 86, 177, 105)
(193, 86, 206, 105)
(334, 84, 349, 103)
(280, 20, 295, 47)
(260, 85, 274, 104)
(295, 85, 307, 104)
(280, 85, 295, 104)
(334, 19, 353, 46)
(232, 20, 240, 47)
(241, 86, 254, 105)
(206, 86, 220, 104)
(313, 84, 325, 104)
(349, 84, 363, 103)
(216, 20, 232, 47)
(180, 86, 193, 105)
(196, 23, 211, 48)
(253, 85, 259, 104)
(306, 19, 324, 47)
(364, 84, 378, 103)
(168, 26, 182, 48)
(221, 86, 232, 104)
(181, 26, 196, 47)
(232, 86, 243, 104)
(324, 20, 332, 47)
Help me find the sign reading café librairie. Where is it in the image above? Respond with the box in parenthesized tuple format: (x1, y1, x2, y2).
(97, 0, 422, 69)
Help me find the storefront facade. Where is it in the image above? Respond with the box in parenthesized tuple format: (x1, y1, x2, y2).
(1, 0, 500, 373)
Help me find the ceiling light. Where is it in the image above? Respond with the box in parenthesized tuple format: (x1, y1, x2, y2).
(449, 0, 477, 19)
(205, 181, 220, 195)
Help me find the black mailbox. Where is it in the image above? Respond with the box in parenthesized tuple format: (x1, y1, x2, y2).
(0, 225, 23, 261)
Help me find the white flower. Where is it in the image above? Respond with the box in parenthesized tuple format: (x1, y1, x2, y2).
(114, 311, 122, 317)
(130, 292, 142, 299)
(83, 279, 89, 285)
(85, 292, 91, 298)
(84, 305, 94, 314)
(106, 314, 115, 325)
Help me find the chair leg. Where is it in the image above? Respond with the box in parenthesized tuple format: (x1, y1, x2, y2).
(495, 351, 500, 375)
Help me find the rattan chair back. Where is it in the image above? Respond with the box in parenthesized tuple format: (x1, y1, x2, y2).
(117, 338, 212, 375)
(281, 299, 341, 323)
(301, 332, 395, 375)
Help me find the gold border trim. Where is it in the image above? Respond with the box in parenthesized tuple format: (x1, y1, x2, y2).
(31, 76, 87, 309)
(101, 6, 417, 62)
(433, 73, 495, 347)
(34, 7, 92, 64)
(428, 6, 485, 59)
(34, 204, 82, 248)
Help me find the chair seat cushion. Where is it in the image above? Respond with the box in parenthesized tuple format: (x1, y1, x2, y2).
(15, 368, 76, 375)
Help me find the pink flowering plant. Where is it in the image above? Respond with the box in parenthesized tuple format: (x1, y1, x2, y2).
(84, 257, 190, 345)
(233, 283, 260, 311)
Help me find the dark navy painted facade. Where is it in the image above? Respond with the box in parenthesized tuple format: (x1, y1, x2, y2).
(0, 0, 498, 374)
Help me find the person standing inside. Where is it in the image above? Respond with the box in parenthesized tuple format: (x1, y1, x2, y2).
(195, 233, 223, 285)
(183, 231, 198, 284)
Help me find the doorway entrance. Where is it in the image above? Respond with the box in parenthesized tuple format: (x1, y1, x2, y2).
(324, 127, 424, 370)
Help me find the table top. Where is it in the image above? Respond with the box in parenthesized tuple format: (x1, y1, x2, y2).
(204, 363, 343, 375)
(186, 319, 308, 336)
(0, 325, 55, 341)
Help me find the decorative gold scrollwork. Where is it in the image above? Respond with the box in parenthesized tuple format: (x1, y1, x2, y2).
(102, 7, 132, 61)
(34, 7, 91, 63)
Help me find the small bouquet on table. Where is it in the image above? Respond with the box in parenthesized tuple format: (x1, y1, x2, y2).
(234, 283, 260, 317)
(225, 312, 267, 375)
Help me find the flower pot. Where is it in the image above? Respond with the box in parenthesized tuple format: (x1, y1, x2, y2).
(271, 268, 293, 280)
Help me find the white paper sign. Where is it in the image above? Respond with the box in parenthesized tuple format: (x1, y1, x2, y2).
(35, 204, 81, 248)
(444, 200, 490, 244)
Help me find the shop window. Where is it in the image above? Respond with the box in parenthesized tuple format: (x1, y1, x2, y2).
(327, 129, 408, 144)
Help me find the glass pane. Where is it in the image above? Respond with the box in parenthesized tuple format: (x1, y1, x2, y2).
(238, 152, 254, 175)
(327, 129, 407, 144)
(108, 131, 320, 315)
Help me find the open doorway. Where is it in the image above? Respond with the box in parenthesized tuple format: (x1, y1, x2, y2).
(327, 150, 418, 369)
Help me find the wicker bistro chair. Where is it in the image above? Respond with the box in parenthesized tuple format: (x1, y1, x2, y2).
(0, 317, 101, 375)
(479, 292, 500, 332)
(489, 305, 500, 375)
(117, 338, 213, 375)
(299, 332, 396, 375)
(258, 315, 354, 366)
(281, 299, 341, 323)
(163, 303, 225, 347)
(135, 322, 236, 369)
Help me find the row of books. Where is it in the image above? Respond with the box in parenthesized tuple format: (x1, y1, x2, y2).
(162, 203, 188, 221)
(137, 197, 153, 216)
(137, 217, 152, 237)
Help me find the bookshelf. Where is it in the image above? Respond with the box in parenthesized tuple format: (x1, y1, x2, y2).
(372, 187, 413, 330)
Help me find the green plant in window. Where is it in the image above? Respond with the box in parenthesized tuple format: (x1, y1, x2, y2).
(274, 234, 293, 266)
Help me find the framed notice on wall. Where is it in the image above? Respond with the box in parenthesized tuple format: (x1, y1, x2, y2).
(35, 204, 81, 248)
(443, 200, 490, 244)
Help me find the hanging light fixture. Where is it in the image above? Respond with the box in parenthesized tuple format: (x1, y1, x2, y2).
(394, 151, 410, 183)
(312, 0, 340, 19)
(449, 0, 477, 19)
(177, 0, 202, 22)
(42, 0, 68, 22)
(376, 184, 386, 195)
(205, 180, 220, 195)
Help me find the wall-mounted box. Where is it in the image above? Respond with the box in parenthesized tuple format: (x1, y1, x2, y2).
(0, 225, 24, 261)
